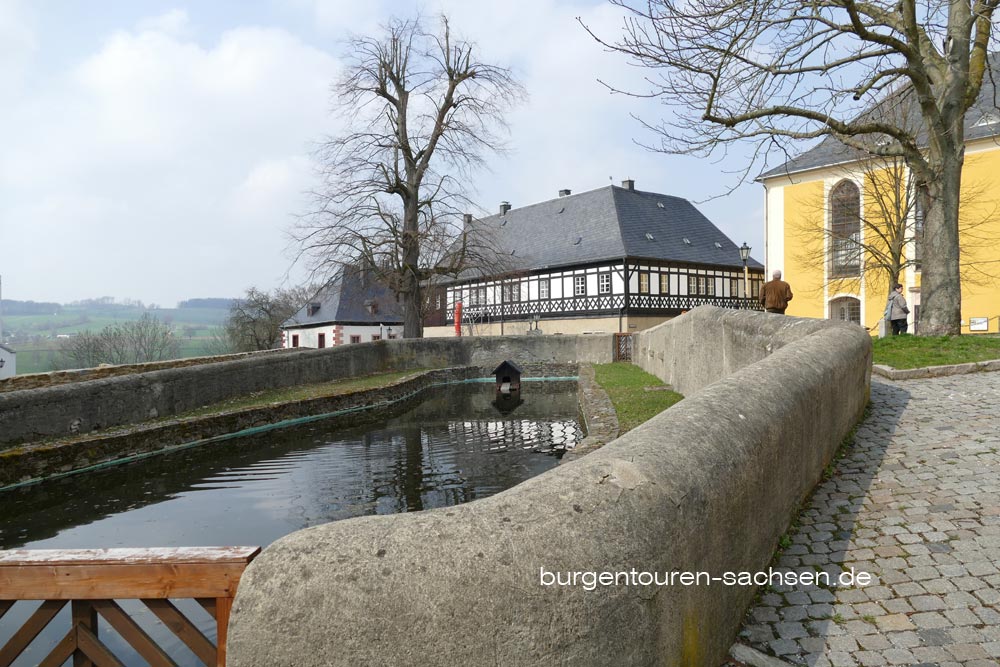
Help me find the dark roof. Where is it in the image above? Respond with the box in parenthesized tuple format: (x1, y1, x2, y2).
(455, 185, 761, 282)
(282, 267, 402, 328)
(492, 360, 523, 375)
(0, 344, 14, 354)
(759, 55, 1000, 180)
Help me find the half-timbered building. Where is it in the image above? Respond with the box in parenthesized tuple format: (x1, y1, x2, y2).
(423, 180, 765, 336)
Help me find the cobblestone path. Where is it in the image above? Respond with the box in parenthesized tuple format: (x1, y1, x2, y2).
(738, 373, 1000, 667)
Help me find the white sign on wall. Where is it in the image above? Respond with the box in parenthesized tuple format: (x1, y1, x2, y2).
(969, 317, 989, 332)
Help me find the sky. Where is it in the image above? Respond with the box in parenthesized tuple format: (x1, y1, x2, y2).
(1, 0, 770, 307)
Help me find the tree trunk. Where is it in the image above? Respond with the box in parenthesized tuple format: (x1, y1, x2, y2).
(917, 150, 963, 336)
(401, 197, 423, 339)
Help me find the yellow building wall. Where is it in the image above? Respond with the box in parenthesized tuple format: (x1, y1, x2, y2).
(773, 141, 1000, 335)
(861, 176, 895, 333)
(955, 147, 1000, 333)
(782, 180, 828, 320)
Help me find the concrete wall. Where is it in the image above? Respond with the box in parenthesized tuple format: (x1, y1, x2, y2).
(228, 306, 872, 667)
(0, 334, 612, 447)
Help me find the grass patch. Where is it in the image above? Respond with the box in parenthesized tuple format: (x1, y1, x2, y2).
(872, 334, 1000, 369)
(592, 362, 683, 433)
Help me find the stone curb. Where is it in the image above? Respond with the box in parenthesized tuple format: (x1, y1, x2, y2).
(729, 643, 796, 667)
(561, 363, 619, 462)
(872, 356, 1000, 380)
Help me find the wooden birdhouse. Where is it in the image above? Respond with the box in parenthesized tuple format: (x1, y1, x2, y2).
(492, 360, 523, 393)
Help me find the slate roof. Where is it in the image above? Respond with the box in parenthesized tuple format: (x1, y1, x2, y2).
(0, 344, 15, 354)
(759, 55, 1000, 180)
(282, 267, 402, 329)
(454, 184, 761, 282)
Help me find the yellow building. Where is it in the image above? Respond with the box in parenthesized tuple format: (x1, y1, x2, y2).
(760, 111, 1000, 335)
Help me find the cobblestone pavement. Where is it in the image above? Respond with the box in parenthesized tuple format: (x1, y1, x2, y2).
(737, 373, 1000, 667)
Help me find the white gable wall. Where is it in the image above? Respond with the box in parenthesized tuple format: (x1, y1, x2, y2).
(0, 347, 15, 379)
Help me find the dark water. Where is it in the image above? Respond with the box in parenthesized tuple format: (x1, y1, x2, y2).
(0, 381, 581, 666)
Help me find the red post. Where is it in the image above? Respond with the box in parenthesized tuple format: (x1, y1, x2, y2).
(454, 302, 463, 337)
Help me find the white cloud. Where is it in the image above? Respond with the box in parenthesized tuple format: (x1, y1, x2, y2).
(0, 13, 337, 305)
(136, 9, 193, 38)
(226, 156, 312, 228)
(300, 0, 387, 36)
(0, 0, 36, 92)
(1, 1, 766, 305)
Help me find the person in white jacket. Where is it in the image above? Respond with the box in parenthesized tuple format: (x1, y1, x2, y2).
(886, 283, 909, 335)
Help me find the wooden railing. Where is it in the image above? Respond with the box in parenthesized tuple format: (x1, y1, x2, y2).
(0, 546, 260, 667)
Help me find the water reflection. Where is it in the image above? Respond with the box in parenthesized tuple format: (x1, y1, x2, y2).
(0, 381, 582, 550)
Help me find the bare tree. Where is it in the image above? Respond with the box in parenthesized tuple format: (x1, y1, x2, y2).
(293, 15, 525, 338)
(59, 314, 180, 368)
(792, 156, 998, 306)
(584, 1, 999, 334)
(223, 286, 315, 352)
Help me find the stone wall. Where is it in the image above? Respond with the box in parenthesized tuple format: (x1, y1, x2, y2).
(0, 349, 291, 393)
(0, 335, 611, 447)
(0, 367, 472, 488)
(228, 306, 872, 667)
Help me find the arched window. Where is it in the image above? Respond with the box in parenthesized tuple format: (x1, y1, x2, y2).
(830, 180, 861, 277)
(829, 297, 861, 325)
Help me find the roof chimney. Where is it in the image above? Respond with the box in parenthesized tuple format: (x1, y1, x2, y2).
(558, 189, 571, 197)
(463, 213, 473, 228)
(621, 179, 635, 191)
(500, 201, 511, 215)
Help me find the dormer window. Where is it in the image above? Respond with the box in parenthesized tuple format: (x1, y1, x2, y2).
(307, 303, 321, 316)
(974, 112, 1000, 127)
(364, 299, 379, 315)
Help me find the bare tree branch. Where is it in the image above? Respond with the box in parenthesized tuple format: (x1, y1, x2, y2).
(582, 0, 1000, 334)
(291, 15, 525, 337)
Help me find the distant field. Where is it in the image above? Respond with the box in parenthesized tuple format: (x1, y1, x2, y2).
(12, 337, 222, 374)
(3, 306, 230, 374)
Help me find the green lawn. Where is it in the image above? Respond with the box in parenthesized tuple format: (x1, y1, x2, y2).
(873, 334, 1000, 369)
(592, 362, 683, 433)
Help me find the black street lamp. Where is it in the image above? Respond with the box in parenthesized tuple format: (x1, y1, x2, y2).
(739, 242, 751, 298)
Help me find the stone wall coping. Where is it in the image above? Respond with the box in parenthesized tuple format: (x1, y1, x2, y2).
(872, 357, 1000, 380)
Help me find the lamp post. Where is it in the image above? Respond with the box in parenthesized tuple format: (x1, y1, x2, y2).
(739, 242, 751, 299)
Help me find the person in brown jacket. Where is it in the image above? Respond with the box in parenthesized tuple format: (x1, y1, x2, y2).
(760, 269, 793, 314)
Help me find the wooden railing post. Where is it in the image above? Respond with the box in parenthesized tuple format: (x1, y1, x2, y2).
(0, 547, 259, 667)
(216, 597, 233, 667)
(71, 600, 97, 667)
